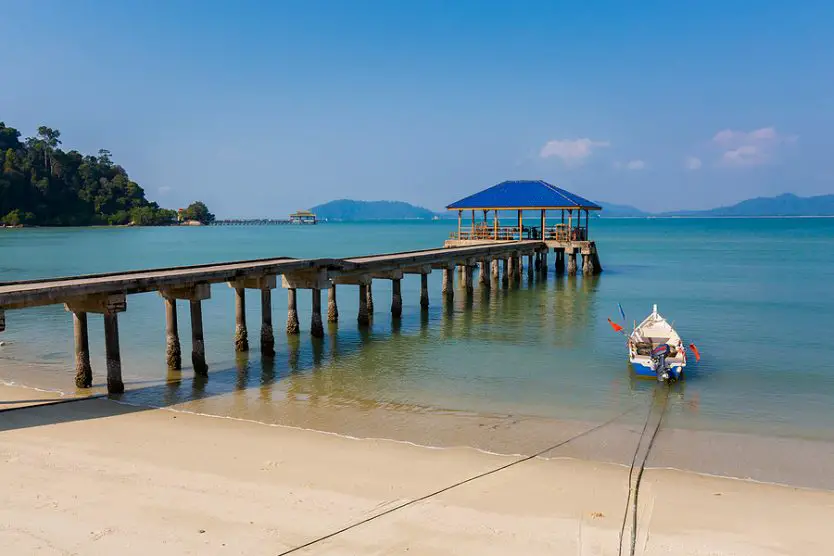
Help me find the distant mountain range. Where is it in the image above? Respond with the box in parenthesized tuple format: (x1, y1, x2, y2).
(600, 193, 834, 217)
(309, 194, 834, 221)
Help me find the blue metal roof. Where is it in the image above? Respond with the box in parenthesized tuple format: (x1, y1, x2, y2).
(446, 180, 601, 211)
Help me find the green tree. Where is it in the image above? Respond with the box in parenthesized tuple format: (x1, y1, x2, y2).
(182, 201, 215, 224)
(37, 126, 61, 174)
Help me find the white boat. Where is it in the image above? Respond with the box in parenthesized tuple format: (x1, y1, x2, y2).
(626, 305, 691, 382)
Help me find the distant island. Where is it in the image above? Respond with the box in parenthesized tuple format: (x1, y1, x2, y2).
(1, 121, 214, 227)
(311, 199, 438, 221)
(598, 193, 834, 218)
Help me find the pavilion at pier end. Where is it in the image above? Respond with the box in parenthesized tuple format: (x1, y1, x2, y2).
(444, 179, 603, 275)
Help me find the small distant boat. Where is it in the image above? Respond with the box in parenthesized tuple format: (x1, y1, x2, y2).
(608, 304, 700, 382)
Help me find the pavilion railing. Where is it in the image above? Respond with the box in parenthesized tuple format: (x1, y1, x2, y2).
(449, 224, 588, 242)
(542, 225, 587, 241)
(449, 226, 523, 241)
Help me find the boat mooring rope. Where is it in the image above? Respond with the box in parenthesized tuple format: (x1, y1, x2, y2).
(617, 385, 671, 556)
(275, 405, 641, 556)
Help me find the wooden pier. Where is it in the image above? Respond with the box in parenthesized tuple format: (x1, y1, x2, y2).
(0, 181, 607, 395)
(0, 240, 607, 394)
(211, 219, 296, 226)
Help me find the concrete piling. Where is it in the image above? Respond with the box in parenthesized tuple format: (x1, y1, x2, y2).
(311, 288, 324, 338)
(480, 259, 491, 289)
(72, 311, 93, 388)
(366, 281, 374, 315)
(190, 299, 208, 375)
(260, 289, 275, 357)
(556, 251, 565, 275)
(103, 311, 124, 394)
(391, 278, 403, 317)
(567, 251, 578, 276)
(286, 288, 300, 334)
(233, 287, 249, 352)
(478, 260, 487, 285)
(442, 268, 454, 300)
(491, 259, 500, 280)
(327, 284, 339, 323)
(582, 253, 593, 275)
(163, 297, 182, 370)
(592, 250, 604, 274)
(358, 283, 370, 326)
(463, 264, 474, 294)
(420, 273, 429, 309)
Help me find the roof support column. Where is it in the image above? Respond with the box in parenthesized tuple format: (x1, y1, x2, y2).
(457, 210, 462, 239)
(517, 209, 522, 241)
(585, 210, 591, 241)
(568, 210, 573, 240)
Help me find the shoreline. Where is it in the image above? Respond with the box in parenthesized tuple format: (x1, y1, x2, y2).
(1, 382, 833, 555)
(4, 375, 834, 493)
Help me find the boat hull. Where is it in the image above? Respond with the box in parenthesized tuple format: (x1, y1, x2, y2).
(630, 361, 684, 381)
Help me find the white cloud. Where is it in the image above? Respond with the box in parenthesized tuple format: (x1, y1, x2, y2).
(625, 159, 645, 170)
(158, 186, 172, 195)
(711, 127, 796, 166)
(722, 145, 765, 166)
(684, 156, 702, 170)
(539, 138, 610, 165)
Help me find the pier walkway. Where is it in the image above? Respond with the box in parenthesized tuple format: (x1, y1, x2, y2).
(0, 240, 606, 394)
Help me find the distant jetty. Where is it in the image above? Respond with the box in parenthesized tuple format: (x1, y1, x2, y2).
(211, 210, 318, 226)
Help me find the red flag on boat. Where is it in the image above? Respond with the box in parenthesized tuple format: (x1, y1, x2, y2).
(689, 344, 701, 361)
(607, 318, 624, 333)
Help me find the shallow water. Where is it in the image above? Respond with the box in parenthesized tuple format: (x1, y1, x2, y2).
(2, 219, 834, 451)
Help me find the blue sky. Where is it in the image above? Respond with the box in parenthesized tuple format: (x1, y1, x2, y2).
(3, 1, 833, 215)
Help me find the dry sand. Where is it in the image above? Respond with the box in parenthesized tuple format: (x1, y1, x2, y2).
(1, 383, 833, 555)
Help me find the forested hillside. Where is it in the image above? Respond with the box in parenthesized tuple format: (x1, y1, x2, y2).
(1, 121, 209, 226)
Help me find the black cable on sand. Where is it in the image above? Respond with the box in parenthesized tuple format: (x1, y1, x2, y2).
(0, 394, 106, 414)
(276, 405, 641, 556)
(617, 386, 670, 556)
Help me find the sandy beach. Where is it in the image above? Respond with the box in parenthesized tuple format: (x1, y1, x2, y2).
(1, 383, 832, 555)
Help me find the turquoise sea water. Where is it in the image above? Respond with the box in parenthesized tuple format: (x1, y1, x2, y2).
(2, 219, 834, 444)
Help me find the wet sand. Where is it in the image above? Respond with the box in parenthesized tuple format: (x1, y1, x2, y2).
(2, 383, 834, 555)
(118, 379, 834, 491)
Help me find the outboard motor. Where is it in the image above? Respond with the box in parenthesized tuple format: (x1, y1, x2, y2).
(650, 344, 672, 382)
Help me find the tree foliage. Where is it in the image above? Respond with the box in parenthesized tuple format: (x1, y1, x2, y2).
(0, 120, 208, 227)
(180, 201, 215, 224)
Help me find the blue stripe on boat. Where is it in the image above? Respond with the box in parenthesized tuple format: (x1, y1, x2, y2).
(631, 363, 684, 380)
